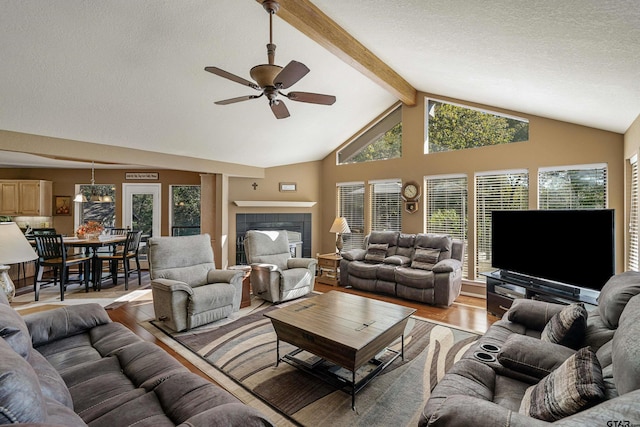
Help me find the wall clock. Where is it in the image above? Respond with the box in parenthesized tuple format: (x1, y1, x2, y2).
(401, 181, 421, 213)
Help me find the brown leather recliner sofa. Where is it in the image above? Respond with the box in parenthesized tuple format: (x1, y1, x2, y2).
(0, 291, 273, 426)
(420, 272, 640, 426)
(339, 231, 464, 306)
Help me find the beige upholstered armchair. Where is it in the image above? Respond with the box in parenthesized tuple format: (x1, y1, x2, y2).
(148, 234, 244, 332)
(243, 230, 317, 303)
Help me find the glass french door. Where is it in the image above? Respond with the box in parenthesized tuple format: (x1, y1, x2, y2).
(122, 184, 161, 264)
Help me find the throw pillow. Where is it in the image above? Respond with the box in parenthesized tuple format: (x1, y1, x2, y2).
(411, 247, 441, 270)
(541, 303, 588, 349)
(364, 243, 388, 263)
(519, 347, 605, 421)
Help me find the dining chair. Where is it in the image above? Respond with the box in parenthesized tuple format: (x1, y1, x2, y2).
(33, 234, 91, 301)
(96, 227, 129, 256)
(95, 230, 142, 290)
(18, 229, 57, 285)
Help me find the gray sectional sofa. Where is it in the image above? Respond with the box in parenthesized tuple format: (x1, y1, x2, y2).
(340, 231, 464, 306)
(420, 272, 640, 426)
(0, 292, 272, 426)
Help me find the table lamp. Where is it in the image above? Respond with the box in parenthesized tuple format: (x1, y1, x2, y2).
(0, 222, 38, 301)
(329, 217, 351, 254)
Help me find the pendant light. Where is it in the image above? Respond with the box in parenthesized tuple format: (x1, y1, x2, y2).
(74, 162, 112, 203)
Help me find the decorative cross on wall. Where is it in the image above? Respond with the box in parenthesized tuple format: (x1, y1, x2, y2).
(252, 182, 258, 190)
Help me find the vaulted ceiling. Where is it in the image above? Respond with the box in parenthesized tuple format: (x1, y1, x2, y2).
(1, 1, 638, 170)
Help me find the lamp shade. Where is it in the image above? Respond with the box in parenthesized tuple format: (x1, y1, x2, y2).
(329, 217, 351, 234)
(0, 222, 38, 264)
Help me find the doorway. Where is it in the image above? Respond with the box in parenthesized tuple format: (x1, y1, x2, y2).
(122, 184, 161, 266)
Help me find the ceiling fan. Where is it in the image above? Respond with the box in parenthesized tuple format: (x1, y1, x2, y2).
(204, 0, 336, 119)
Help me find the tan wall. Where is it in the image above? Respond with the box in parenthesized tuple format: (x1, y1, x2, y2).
(623, 113, 640, 266)
(321, 93, 625, 279)
(0, 168, 200, 236)
(0, 97, 630, 279)
(228, 161, 323, 264)
(623, 114, 640, 160)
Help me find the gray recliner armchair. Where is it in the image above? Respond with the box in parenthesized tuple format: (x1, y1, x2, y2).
(243, 230, 317, 303)
(148, 234, 244, 332)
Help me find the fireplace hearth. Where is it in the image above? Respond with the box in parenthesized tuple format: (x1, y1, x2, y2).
(235, 213, 312, 265)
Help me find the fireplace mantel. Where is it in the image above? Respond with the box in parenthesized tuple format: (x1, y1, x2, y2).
(233, 201, 316, 208)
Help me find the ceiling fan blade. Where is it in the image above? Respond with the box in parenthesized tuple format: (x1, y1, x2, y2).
(285, 91, 336, 105)
(270, 100, 290, 119)
(274, 61, 310, 89)
(204, 66, 260, 90)
(214, 94, 262, 105)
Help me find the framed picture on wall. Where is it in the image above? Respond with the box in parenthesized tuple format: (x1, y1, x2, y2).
(279, 182, 297, 192)
(54, 195, 71, 216)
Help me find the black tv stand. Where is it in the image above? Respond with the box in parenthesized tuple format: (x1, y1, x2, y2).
(483, 270, 599, 318)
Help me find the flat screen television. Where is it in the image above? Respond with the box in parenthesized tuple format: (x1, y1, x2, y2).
(491, 209, 615, 293)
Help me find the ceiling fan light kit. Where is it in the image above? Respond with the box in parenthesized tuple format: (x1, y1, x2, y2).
(205, 0, 336, 119)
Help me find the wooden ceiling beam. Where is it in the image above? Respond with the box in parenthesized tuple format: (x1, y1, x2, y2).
(255, 0, 417, 106)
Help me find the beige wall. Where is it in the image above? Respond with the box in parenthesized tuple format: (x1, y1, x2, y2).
(623, 113, 640, 266)
(0, 96, 631, 280)
(227, 161, 323, 265)
(0, 168, 201, 236)
(321, 93, 625, 279)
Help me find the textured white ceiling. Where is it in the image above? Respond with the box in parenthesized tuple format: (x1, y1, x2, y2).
(1, 1, 638, 170)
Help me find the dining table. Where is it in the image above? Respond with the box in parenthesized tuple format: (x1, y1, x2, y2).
(62, 235, 128, 289)
(30, 235, 128, 290)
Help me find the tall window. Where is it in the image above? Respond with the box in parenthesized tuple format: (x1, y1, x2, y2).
(426, 175, 468, 276)
(370, 180, 402, 232)
(426, 99, 529, 154)
(76, 184, 116, 228)
(338, 106, 402, 164)
(538, 164, 607, 209)
(475, 171, 529, 277)
(629, 156, 639, 272)
(170, 185, 201, 236)
(337, 182, 365, 251)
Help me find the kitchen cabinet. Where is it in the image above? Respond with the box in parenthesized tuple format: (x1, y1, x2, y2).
(0, 180, 52, 216)
(0, 182, 20, 215)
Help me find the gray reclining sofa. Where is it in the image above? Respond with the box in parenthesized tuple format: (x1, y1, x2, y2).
(420, 272, 640, 426)
(340, 231, 464, 306)
(0, 292, 272, 426)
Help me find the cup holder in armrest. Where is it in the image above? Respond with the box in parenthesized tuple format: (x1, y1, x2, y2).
(473, 351, 496, 363)
(479, 343, 501, 353)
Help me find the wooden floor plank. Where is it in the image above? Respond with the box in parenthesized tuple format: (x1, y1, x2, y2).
(14, 274, 498, 387)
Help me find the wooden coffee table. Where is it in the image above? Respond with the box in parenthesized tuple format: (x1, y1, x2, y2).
(264, 291, 416, 408)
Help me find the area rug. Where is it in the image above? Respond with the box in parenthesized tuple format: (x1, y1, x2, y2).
(144, 298, 481, 427)
(11, 271, 152, 312)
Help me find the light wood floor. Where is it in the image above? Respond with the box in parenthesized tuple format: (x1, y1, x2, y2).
(14, 275, 499, 381)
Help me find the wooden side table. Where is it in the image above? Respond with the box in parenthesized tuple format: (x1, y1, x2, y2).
(228, 265, 252, 308)
(316, 253, 341, 286)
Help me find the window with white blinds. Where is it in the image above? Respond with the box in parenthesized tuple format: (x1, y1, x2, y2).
(425, 175, 468, 277)
(370, 180, 402, 232)
(629, 156, 639, 271)
(337, 182, 365, 251)
(475, 171, 529, 277)
(538, 164, 607, 209)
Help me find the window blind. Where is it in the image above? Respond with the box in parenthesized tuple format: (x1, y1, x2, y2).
(337, 182, 365, 251)
(370, 180, 402, 232)
(475, 171, 528, 277)
(538, 165, 607, 209)
(425, 175, 468, 277)
(629, 157, 639, 271)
